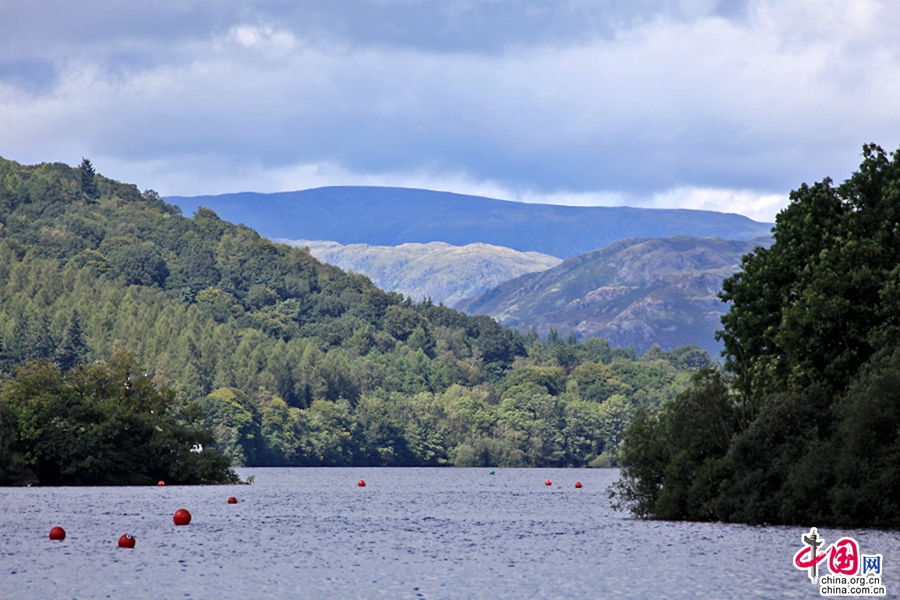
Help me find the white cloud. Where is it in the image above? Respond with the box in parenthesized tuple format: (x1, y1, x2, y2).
(100, 153, 785, 222)
(646, 187, 786, 221)
(225, 25, 297, 52)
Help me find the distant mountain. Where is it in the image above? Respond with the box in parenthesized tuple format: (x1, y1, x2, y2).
(167, 187, 773, 258)
(455, 235, 773, 357)
(280, 240, 562, 306)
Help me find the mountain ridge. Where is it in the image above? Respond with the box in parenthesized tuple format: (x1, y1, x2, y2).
(456, 235, 773, 357)
(279, 239, 562, 306)
(167, 186, 773, 258)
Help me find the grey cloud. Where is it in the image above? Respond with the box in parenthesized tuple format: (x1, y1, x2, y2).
(1, 1, 748, 63)
(0, 0, 897, 216)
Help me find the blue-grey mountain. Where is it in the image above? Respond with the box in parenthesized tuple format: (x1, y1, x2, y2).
(167, 187, 773, 258)
(455, 235, 773, 357)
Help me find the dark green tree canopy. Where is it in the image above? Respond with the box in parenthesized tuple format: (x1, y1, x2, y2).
(79, 157, 100, 201)
(0, 354, 238, 486)
(55, 310, 89, 372)
(613, 144, 900, 527)
(720, 143, 900, 406)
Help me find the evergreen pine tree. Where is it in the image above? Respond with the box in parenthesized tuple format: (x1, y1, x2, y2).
(56, 310, 89, 372)
(7, 308, 30, 365)
(25, 314, 55, 361)
(79, 157, 100, 201)
(547, 327, 563, 348)
(0, 331, 7, 372)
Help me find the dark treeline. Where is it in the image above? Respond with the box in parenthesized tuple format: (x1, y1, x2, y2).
(0, 157, 713, 483)
(611, 144, 900, 528)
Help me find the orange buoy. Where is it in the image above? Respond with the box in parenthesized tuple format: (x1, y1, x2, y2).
(545, 479, 552, 486)
(157, 481, 165, 487)
(227, 496, 238, 504)
(575, 481, 583, 489)
(117, 534, 136, 548)
(173, 508, 192, 526)
(357, 480, 366, 487)
(49, 526, 66, 541)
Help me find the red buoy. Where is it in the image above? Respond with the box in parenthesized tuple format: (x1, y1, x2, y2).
(173, 508, 192, 526)
(575, 481, 583, 489)
(545, 479, 552, 486)
(227, 496, 238, 504)
(157, 481, 165, 487)
(357, 480, 366, 487)
(49, 526, 66, 541)
(117, 534, 136, 548)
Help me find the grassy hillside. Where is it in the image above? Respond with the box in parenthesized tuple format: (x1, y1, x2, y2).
(167, 186, 773, 258)
(280, 240, 561, 305)
(457, 235, 772, 357)
(0, 157, 715, 476)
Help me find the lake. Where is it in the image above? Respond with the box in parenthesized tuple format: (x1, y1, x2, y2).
(1, 468, 896, 599)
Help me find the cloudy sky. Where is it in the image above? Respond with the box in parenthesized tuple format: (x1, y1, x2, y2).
(2, 0, 899, 221)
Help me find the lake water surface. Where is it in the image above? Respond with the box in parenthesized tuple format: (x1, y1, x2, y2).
(1, 468, 896, 599)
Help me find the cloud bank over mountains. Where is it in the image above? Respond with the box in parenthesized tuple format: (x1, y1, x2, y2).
(2, 0, 899, 221)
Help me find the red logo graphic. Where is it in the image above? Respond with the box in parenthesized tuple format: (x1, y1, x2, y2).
(829, 539, 859, 575)
(793, 528, 860, 582)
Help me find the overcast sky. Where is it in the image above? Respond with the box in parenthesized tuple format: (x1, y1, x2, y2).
(2, 0, 899, 221)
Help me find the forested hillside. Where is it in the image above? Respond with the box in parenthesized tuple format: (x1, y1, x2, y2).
(0, 157, 713, 480)
(611, 144, 900, 527)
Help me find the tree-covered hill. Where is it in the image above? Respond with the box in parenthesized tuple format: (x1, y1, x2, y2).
(167, 187, 774, 258)
(0, 157, 714, 478)
(611, 144, 900, 527)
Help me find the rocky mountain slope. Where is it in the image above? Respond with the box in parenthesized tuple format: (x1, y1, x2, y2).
(279, 240, 561, 306)
(456, 235, 772, 357)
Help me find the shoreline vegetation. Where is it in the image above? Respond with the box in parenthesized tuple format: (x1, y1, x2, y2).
(1, 352, 240, 486)
(0, 156, 712, 485)
(611, 144, 900, 528)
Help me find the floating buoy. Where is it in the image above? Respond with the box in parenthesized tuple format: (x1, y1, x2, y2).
(545, 479, 552, 486)
(227, 496, 238, 504)
(157, 481, 165, 487)
(575, 481, 583, 489)
(357, 480, 366, 487)
(49, 526, 66, 541)
(173, 508, 192, 526)
(117, 534, 136, 548)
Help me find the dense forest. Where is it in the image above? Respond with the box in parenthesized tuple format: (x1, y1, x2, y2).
(0, 157, 713, 484)
(611, 144, 900, 527)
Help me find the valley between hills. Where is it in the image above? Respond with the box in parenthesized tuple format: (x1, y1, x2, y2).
(170, 188, 774, 357)
(280, 236, 772, 358)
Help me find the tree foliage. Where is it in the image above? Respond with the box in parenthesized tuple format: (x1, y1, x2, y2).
(0, 156, 713, 480)
(612, 144, 900, 526)
(0, 353, 238, 485)
(79, 158, 100, 202)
